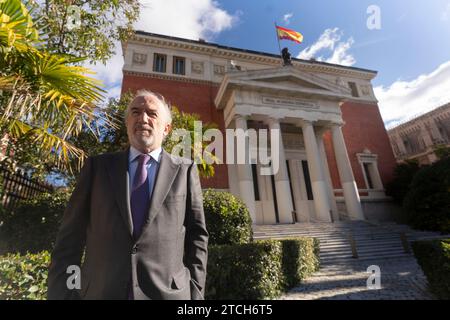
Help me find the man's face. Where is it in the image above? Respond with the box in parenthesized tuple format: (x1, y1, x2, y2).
(126, 95, 171, 153)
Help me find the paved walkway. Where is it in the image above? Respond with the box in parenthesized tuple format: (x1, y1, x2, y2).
(279, 257, 435, 300)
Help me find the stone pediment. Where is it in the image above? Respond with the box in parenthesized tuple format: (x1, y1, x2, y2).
(234, 67, 351, 94)
(254, 76, 325, 90)
(215, 66, 352, 110)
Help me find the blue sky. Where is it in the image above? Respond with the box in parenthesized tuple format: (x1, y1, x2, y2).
(92, 0, 450, 128)
(216, 0, 449, 84)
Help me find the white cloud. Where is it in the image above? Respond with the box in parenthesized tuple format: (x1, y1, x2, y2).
(85, 0, 239, 100)
(325, 37, 355, 66)
(297, 28, 340, 59)
(105, 85, 123, 100)
(83, 42, 124, 101)
(135, 0, 240, 40)
(283, 13, 293, 25)
(86, 44, 123, 87)
(374, 60, 450, 127)
(297, 28, 356, 66)
(442, 3, 450, 21)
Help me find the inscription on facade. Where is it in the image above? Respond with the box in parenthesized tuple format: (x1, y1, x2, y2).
(262, 96, 319, 109)
(282, 133, 305, 150)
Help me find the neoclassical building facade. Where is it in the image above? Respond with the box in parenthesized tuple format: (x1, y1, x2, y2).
(121, 31, 397, 224)
(387, 102, 450, 165)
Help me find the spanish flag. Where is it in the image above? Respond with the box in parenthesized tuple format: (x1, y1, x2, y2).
(276, 25, 303, 44)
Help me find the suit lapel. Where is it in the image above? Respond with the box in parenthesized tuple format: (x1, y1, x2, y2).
(146, 150, 180, 226)
(107, 149, 133, 237)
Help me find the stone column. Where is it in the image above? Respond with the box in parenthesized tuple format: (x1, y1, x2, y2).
(331, 124, 365, 220)
(429, 119, 444, 142)
(419, 122, 434, 148)
(316, 128, 339, 221)
(234, 115, 256, 223)
(267, 117, 294, 223)
(395, 133, 407, 155)
(300, 120, 332, 222)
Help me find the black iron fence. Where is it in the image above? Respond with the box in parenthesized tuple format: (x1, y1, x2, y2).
(0, 165, 53, 211)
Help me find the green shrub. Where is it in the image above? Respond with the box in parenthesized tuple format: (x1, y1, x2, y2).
(403, 157, 450, 233)
(0, 238, 321, 300)
(385, 160, 421, 205)
(281, 238, 320, 289)
(203, 189, 253, 245)
(412, 239, 450, 299)
(206, 240, 283, 299)
(205, 238, 320, 299)
(434, 145, 450, 160)
(1, 191, 69, 254)
(0, 251, 50, 300)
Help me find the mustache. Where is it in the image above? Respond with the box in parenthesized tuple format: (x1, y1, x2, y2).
(134, 125, 153, 131)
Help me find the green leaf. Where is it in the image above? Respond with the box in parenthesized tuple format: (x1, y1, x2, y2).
(28, 285, 39, 293)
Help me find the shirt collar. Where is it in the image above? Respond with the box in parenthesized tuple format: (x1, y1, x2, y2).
(129, 146, 163, 164)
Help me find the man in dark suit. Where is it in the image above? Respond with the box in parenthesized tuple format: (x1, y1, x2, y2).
(47, 90, 208, 300)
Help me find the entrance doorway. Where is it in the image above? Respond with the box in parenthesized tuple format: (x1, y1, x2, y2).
(254, 157, 315, 224)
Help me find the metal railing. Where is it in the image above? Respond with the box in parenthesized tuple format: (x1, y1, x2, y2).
(0, 165, 53, 211)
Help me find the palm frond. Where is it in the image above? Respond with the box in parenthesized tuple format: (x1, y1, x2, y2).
(0, 0, 38, 50)
(0, 0, 110, 172)
(6, 117, 86, 173)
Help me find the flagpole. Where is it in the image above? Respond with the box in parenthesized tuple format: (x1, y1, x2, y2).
(274, 21, 282, 57)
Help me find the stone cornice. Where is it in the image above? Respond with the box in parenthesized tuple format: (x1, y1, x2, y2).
(125, 32, 378, 81)
(343, 98, 379, 106)
(123, 70, 219, 86)
(127, 36, 278, 64)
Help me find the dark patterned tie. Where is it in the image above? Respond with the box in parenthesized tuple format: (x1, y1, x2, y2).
(130, 154, 151, 240)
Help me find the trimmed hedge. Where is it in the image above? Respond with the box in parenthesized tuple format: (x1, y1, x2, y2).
(206, 238, 320, 299)
(0, 251, 50, 300)
(0, 237, 320, 300)
(206, 240, 283, 300)
(403, 157, 450, 233)
(0, 187, 320, 300)
(281, 238, 320, 289)
(203, 189, 253, 245)
(412, 239, 450, 299)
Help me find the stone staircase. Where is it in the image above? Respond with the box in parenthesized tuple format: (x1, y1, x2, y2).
(253, 221, 449, 266)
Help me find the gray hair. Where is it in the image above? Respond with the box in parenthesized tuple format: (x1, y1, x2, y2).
(126, 89, 172, 124)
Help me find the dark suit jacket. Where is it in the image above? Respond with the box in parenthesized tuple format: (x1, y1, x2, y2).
(47, 149, 208, 300)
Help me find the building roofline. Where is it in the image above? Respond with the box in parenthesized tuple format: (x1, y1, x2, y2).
(132, 30, 378, 75)
(387, 101, 450, 132)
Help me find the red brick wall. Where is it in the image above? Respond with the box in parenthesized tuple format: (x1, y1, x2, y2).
(122, 74, 396, 192)
(121, 74, 229, 189)
(323, 101, 396, 190)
